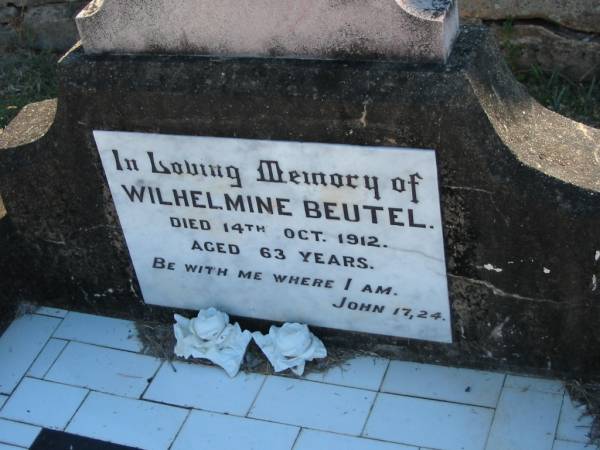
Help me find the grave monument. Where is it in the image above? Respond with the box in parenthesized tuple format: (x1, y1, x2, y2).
(0, 0, 599, 377)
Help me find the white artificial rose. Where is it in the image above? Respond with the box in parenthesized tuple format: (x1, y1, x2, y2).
(192, 307, 229, 340)
(173, 310, 251, 378)
(273, 323, 312, 357)
(252, 322, 327, 375)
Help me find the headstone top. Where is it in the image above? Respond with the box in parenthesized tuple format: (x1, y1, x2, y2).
(75, 0, 459, 63)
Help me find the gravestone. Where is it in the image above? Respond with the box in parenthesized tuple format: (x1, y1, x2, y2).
(0, 0, 599, 377)
(94, 133, 451, 342)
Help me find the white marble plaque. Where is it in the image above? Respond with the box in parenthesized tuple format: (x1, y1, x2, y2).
(93, 131, 452, 343)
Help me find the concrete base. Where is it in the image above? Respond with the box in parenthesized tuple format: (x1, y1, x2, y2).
(1, 25, 599, 377)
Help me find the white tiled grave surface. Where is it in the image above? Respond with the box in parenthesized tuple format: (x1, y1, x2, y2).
(0, 307, 598, 450)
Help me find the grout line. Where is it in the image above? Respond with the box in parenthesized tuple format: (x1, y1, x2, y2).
(6, 316, 66, 397)
(270, 373, 387, 395)
(42, 308, 145, 355)
(284, 373, 383, 392)
(0, 415, 45, 429)
(503, 373, 567, 396)
(138, 388, 379, 440)
(22, 376, 79, 391)
(481, 416, 496, 450)
(11, 376, 137, 402)
(289, 427, 303, 450)
(50, 338, 146, 356)
(139, 396, 332, 436)
(25, 339, 53, 378)
(245, 375, 268, 417)
(0, 417, 42, 449)
(33, 308, 69, 319)
(48, 310, 72, 327)
(139, 360, 165, 400)
(0, 442, 29, 448)
(0, 437, 34, 448)
(0, 376, 27, 410)
(360, 391, 378, 437)
(0, 394, 8, 410)
(64, 389, 92, 431)
(1, 376, 91, 431)
(277, 370, 499, 410)
(125, 390, 183, 406)
(482, 382, 506, 450)
(52, 389, 193, 416)
(122, 390, 265, 419)
(493, 373, 507, 408)
(47, 312, 68, 336)
(131, 368, 502, 434)
(370, 389, 498, 410)
(553, 390, 567, 442)
(40, 339, 70, 379)
(502, 384, 565, 396)
(39, 340, 69, 380)
(141, 397, 250, 418)
(376, 364, 507, 409)
(118, 396, 322, 442)
(0, 376, 91, 431)
(3, 385, 415, 450)
(290, 425, 424, 448)
(280, 356, 391, 392)
(377, 358, 392, 392)
(167, 407, 192, 450)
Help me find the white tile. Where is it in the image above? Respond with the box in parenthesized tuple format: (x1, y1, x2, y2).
(0, 396, 7, 410)
(35, 307, 68, 318)
(553, 441, 599, 450)
(486, 386, 563, 450)
(67, 391, 187, 450)
(45, 342, 160, 398)
(53, 312, 142, 352)
(0, 378, 87, 430)
(171, 409, 298, 450)
(556, 393, 594, 443)
(27, 339, 68, 378)
(0, 418, 41, 447)
(144, 361, 265, 415)
(303, 357, 389, 391)
(0, 443, 25, 450)
(249, 376, 375, 435)
(0, 314, 61, 394)
(505, 374, 564, 394)
(294, 429, 417, 450)
(381, 361, 505, 408)
(364, 393, 493, 450)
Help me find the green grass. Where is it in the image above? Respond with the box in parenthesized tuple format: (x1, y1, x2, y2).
(0, 50, 58, 128)
(515, 67, 600, 128)
(497, 18, 600, 128)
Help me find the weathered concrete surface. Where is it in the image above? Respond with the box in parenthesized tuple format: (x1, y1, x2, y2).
(0, 99, 56, 149)
(0, 25, 599, 377)
(75, 0, 459, 63)
(0, 100, 58, 334)
(461, 0, 600, 34)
